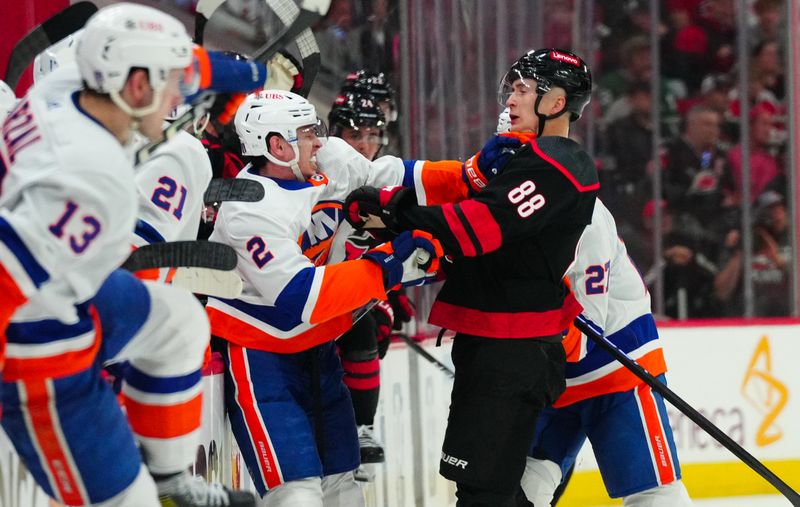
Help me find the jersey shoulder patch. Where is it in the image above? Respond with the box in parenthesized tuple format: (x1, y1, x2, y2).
(528, 137, 599, 192)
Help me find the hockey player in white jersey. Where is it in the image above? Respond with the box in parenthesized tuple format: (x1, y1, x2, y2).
(207, 90, 442, 507)
(521, 199, 692, 507)
(0, 4, 256, 506)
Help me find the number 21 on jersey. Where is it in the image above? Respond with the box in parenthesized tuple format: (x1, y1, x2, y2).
(585, 261, 610, 295)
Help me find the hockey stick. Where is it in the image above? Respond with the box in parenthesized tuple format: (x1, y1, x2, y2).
(172, 267, 243, 298)
(136, 0, 329, 165)
(122, 241, 237, 272)
(194, 0, 298, 48)
(3, 1, 97, 89)
(291, 27, 321, 97)
(195, 0, 322, 98)
(396, 333, 454, 379)
(204, 178, 265, 204)
(573, 315, 800, 506)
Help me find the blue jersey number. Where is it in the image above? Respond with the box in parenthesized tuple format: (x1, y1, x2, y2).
(247, 236, 275, 268)
(585, 261, 610, 295)
(151, 176, 188, 220)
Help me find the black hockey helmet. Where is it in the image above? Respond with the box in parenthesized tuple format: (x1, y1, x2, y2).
(499, 48, 592, 123)
(340, 70, 397, 122)
(329, 93, 387, 140)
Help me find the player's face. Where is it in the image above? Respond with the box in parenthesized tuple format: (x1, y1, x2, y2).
(341, 126, 383, 160)
(295, 124, 324, 178)
(140, 69, 184, 142)
(505, 78, 539, 132)
(505, 78, 567, 133)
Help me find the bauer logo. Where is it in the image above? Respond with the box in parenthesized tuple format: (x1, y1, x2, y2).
(741, 335, 788, 447)
(441, 452, 468, 469)
(550, 51, 580, 67)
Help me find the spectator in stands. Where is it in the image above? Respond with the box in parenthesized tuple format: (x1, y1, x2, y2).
(751, 0, 785, 47)
(634, 200, 721, 319)
(353, 0, 398, 75)
(750, 39, 784, 100)
(677, 73, 737, 147)
(662, 105, 734, 226)
(698, 0, 737, 73)
(601, 81, 653, 223)
(317, 0, 360, 84)
(714, 191, 791, 316)
(664, 0, 710, 93)
(727, 102, 783, 204)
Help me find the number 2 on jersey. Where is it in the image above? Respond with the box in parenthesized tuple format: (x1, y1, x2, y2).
(151, 176, 188, 220)
(585, 261, 610, 295)
(247, 236, 274, 268)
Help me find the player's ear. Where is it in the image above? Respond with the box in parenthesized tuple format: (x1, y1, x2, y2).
(123, 68, 153, 107)
(266, 133, 285, 156)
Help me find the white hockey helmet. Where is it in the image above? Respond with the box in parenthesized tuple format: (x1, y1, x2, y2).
(33, 30, 82, 83)
(496, 107, 511, 134)
(75, 3, 194, 118)
(0, 80, 17, 119)
(235, 90, 327, 181)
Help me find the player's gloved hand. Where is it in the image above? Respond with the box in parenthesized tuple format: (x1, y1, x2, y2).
(345, 185, 413, 231)
(265, 52, 300, 91)
(462, 132, 537, 195)
(372, 300, 395, 359)
(185, 48, 267, 102)
(362, 230, 444, 289)
(388, 289, 415, 330)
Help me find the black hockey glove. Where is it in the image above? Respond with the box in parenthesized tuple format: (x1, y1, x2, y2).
(344, 185, 414, 232)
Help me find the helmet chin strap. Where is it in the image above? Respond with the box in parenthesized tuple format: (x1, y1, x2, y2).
(264, 142, 305, 182)
(533, 94, 569, 137)
(110, 88, 165, 129)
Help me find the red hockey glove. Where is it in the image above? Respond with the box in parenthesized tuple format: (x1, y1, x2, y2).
(388, 289, 415, 329)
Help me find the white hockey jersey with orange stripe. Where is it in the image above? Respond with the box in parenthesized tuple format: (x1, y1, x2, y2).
(0, 66, 138, 380)
(130, 130, 212, 282)
(556, 200, 666, 407)
(206, 137, 407, 353)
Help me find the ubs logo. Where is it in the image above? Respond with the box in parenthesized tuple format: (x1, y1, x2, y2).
(740, 336, 788, 446)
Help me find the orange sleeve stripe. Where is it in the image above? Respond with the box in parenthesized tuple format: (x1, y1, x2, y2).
(419, 160, 469, 205)
(309, 260, 386, 324)
(124, 393, 203, 439)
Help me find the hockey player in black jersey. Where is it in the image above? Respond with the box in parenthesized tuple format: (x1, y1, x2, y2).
(345, 48, 597, 507)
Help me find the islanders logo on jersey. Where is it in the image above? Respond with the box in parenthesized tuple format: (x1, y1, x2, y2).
(300, 201, 343, 266)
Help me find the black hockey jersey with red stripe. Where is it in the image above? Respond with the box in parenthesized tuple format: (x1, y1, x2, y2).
(396, 136, 598, 338)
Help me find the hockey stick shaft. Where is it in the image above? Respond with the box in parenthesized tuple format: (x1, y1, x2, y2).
(4, 1, 97, 89)
(573, 315, 800, 505)
(396, 333, 454, 378)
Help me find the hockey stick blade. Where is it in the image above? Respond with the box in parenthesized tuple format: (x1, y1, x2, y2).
(172, 267, 243, 298)
(204, 178, 265, 204)
(4, 1, 98, 89)
(292, 28, 320, 97)
(253, 0, 331, 63)
(194, 0, 227, 43)
(573, 315, 800, 505)
(122, 241, 237, 272)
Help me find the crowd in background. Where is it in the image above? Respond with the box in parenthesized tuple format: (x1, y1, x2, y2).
(170, 0, 794, 320)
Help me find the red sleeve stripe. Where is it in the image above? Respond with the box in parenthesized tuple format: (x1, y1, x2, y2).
(442, 203, 476, 256)
(530, 140, 599, 192)
(458, 200, 502, 255)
